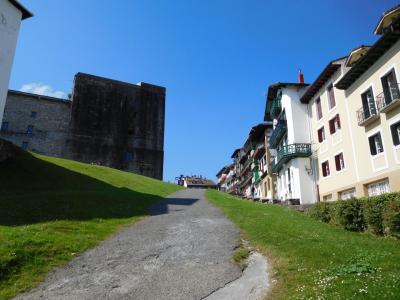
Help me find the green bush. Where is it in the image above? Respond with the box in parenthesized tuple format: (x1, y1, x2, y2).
(362, 193, 397, 235)
(308, 202, 333, 223)
(383, 199, 400, 238)
(335, 198, 366, 232)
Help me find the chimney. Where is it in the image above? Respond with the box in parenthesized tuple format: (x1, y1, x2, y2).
(298, 69, 304, 84)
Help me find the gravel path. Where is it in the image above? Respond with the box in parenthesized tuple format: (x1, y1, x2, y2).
(15, 189, 242, 300)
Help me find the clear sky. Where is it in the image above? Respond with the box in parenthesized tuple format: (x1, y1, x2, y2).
(10, 0, 399, 182)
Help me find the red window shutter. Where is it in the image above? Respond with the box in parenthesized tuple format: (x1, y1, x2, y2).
(336, 114, 341, 129)
(322, 163, 327, 177)
(335, 155, 340, 171)
(329, 119, 334, 134)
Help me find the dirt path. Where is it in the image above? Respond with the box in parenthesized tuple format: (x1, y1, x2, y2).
(15, 189, 243, 300)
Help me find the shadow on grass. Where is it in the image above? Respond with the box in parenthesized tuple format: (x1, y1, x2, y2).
(0, 145, 196, 226)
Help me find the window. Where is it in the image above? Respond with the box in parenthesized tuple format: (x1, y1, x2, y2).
(340, 188, 356, 200)
(390, 121, 400, 146)
(368, 132, 384, 155)
(1, 121, 9, 132)
(323, 194, 333, 202)
(317, 127, 325, 143)
(21, 141, 29, 150)
(335, 152, 345, 171)
(327, 84, 336, 109)
(367, 179, 390, 196)
(125, 152, 134, 162)
(322, 160, 330, 177)
(381, 69, 399, 104)
(30, 111, 37, 118)
(316, 97, 323, 120)
(26, 125, 34, 134)
(329, 114, 341, 134)
(361, 88, 376, 118)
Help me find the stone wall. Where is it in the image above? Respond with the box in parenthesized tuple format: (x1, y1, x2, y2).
(0, 91, 71, 157)
(0, 73, 165, 180)
(65, 73, 165, 179)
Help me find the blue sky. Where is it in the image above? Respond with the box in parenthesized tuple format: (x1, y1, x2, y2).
(11, 0, 399, 182)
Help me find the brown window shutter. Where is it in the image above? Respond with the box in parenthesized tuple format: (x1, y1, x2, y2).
(335, 155, 340, 171)
(336, 114, 341, 129)
(322, 163, 327, 177)
(329, 119, 334, 134)
(318, 129, 322, 143)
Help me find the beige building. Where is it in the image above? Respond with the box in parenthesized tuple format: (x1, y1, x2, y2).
(302, 6, 400, 201)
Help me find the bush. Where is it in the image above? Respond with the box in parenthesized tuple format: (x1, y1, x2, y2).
(335, 198, 366, 232)
(308, 202, 333, 223)
(383, 198, 400, 238)
(362, 193, 397, 235)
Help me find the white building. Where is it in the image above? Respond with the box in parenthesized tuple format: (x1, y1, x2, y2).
(265, 81, 317, 204)
(0, 0, 32, 124)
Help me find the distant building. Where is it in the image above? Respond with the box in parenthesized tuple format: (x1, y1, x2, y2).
(0, 0, 32, 124)
(179, 176, 217, 189)
(0, 73, 165, 180)
(216, 165, 230, 192)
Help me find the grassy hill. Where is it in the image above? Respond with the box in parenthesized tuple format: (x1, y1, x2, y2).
(207, 190, 400, 300)
(0, 144, 182, 299)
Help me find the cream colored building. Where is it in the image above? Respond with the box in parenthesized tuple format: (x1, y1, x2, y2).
(303, 6, 400, 201)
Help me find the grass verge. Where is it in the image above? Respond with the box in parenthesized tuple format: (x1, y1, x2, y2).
(0, 147, 182, 300)
(206, 190, 400, 300)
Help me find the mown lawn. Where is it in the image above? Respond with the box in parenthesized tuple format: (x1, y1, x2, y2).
(0, 147, 182, 300)
(206, 190, 400, 300)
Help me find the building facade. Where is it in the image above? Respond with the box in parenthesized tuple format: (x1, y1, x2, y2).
(0, 0, 32, 124)
(0, 73, 166, 180)
(265, 83, 316, 204)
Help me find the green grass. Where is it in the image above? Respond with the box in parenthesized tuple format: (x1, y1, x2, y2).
(0, 146, 182, 300)
(206, 190, 400, 300)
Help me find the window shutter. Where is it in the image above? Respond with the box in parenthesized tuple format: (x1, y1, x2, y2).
(326, 162, 330, 176)
(318, 129, 322, 142)
(329, 119, 334, 134)
(369, 136, 377, 155)
(322, 163, 327, 177)
(391, 123, 400, 146)
(335, 155, 340, 171)
(336, 114, 341, 129)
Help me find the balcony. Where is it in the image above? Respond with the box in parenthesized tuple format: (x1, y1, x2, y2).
(357, 104, 379, 126)
(269, 120, 287, 149)
(270, 143, 311, 173)
(376, 85, 400, 113)
(240, 158, 252, 176)
(269, 97, 282, 119)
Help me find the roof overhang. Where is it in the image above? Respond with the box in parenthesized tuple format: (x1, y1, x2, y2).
(231, 148, 241, 158)
(374, 4, 400, 35)
(264, 82, 309, 121)
(344, 46, 371, 67)
(300, 57, 346, 104)
(8, 0, 33, 20)
(336, 19, 400, 90)
(248, 122, 273, 141)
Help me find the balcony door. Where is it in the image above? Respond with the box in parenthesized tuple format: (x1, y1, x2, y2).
(381, 69, 399, 104)
(361, 88, 376, 119)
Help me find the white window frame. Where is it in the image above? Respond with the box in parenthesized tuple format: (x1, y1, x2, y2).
(334, 150, 346, 174)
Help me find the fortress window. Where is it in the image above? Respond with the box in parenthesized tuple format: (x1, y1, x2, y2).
(126, 152, 134, 162)
(31, 111, 37, 118)
(26, 125, 34, 134)
(1, 121, 9, 132)
(22, 141, 29, 150)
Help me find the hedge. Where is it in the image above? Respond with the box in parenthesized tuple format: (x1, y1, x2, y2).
(308, 192, 400, 238)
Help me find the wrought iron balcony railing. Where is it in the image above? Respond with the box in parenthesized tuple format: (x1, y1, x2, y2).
(270, 143, 311, 173)
(269, 120, 287, 149)
(376, 84, 400, 113)
(357, 103, 379, 126)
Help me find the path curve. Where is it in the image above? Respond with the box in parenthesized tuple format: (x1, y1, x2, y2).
(15, 189, 242, 300)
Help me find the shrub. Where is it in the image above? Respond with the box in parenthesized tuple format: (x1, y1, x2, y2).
(335, 198, 366, 231)
(308, 202, 332, 223)
(383, 198, 400, 238)
(362, 194, 396, 235)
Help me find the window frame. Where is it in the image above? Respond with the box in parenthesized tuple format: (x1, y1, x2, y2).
(368, 132, 384, 156)
(26, 125, 34, 135)
(316, 97, 323, 120)
(334, 152, 345, 172)
(329, 114, 341, 135)
(327, 83, 336, 110)
(317, 126, 325, 143)
(390, 121, 400, 147)
(321, 160, 330, 178)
